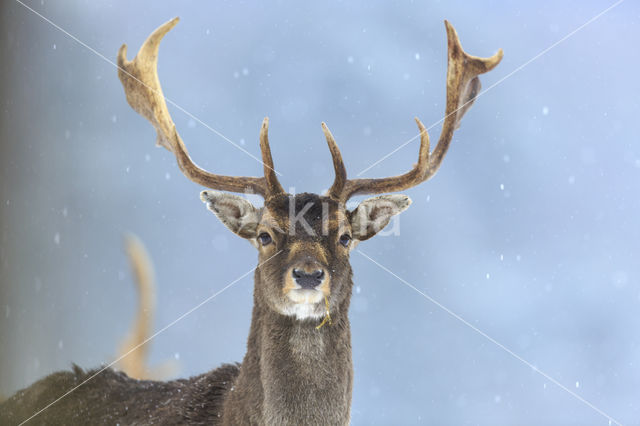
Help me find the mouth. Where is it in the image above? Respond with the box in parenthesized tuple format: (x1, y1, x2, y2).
(286, 288, 324, 305)
(282, 288, 330, 321)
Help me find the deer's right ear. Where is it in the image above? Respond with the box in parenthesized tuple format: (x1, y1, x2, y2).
(200, 191, 260, 240)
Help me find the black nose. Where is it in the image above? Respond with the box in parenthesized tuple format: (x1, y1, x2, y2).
(292, 268, 325, 289)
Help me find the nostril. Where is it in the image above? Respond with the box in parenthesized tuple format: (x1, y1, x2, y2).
(291, 268, 325, 289)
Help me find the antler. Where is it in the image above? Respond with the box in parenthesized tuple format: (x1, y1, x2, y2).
(325, 20, 503, 203)
(117, 18, 284, 198)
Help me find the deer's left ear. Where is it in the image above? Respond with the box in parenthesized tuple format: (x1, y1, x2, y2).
(349, 194, 411, 241)
(200, 191, 260, 239)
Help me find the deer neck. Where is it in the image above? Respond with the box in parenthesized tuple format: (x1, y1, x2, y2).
(225, 282, 353, 425)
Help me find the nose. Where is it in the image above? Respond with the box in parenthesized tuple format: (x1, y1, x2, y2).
(292, 268, 325, 289)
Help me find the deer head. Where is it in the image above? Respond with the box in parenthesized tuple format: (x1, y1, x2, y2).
(117, 18, 502, 323)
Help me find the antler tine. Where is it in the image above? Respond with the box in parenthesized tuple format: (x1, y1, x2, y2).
(336, 20, 503, 202)
(118, 18, 270, 197)
(322, 123, 347, 201)
(259, 118, 285, 195)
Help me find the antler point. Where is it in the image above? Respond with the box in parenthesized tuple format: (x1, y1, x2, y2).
(117, 44, 128, 63)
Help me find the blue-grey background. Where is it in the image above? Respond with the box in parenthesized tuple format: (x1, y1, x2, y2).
(1, 1, 639, 425)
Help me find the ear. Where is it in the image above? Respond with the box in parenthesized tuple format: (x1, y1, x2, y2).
(200, 190, 260, 239)
(349, 194, 411, 241)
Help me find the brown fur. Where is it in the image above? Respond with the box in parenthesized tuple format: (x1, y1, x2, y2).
(219, 194, 354, 424)
(0, 194, 357, 425)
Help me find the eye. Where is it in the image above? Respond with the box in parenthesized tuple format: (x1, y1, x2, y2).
(339, 233, 352, 248)
(257, 232, 273, 246)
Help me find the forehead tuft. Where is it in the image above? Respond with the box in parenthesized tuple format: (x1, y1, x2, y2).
(263, 193, 345, 235)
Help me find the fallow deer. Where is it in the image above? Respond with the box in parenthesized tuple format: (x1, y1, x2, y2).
(0, 18, 501, 425)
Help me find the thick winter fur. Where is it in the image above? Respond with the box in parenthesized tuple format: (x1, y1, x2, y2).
(0, 193, 407, 424)
(0, 364, 239, 425)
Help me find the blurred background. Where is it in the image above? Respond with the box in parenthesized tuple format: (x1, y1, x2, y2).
(1, 1, 639, 424)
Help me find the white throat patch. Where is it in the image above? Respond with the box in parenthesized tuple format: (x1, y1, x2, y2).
(282, 302, 325, 320)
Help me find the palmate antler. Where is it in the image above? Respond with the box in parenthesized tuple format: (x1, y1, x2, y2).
(118, 18, 502, 202)
(325, 21, 503, 202)
(117, 18, 283, 198)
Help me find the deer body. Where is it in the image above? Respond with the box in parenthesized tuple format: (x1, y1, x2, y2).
(1, 18, 501, 425)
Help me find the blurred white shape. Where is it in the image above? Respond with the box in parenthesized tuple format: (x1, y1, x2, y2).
(54, 232, 61, 245)
(542, 106, 549, 115)
(611, 270, 628, 289)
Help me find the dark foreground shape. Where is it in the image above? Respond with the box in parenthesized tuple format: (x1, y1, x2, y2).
(0, 364, 239, 425)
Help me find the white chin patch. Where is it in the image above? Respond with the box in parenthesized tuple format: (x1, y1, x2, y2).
(283, 304, 324, 320)
(283, 290, 325, 320)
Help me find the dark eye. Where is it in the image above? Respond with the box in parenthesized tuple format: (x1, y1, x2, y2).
(339, 234, 351, 247)
(257, 232, 272, 246)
